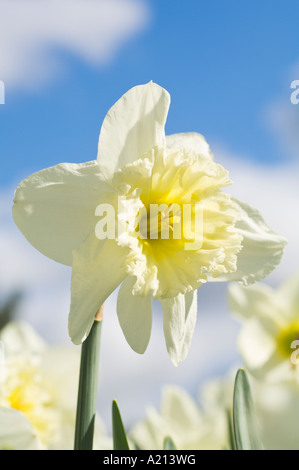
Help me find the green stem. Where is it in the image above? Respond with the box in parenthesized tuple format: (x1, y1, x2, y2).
(74, 319, 102, 450)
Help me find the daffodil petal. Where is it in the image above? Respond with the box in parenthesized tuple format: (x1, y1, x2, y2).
(0, 321, 47, 356)
(228, 282, 278, 320)
(40, 347, 80, 410)
(13, 161, 109, 266)
(166, 132, 213, 159)
(117, 276, 152, 354)
(97, 82, 170, 175)
(69, 234, 128, 344)
(238, 319, 278, 373)
(161, 290, 197, 366)
(277, 272, 299, 321)
(130, 407, 168, 450)
(0, 408, 41, 450)
(229, 283, 280, 339)
(161, 386, 203, 429)
(211, 197, 287, 286)
(278, 272, 299, 300)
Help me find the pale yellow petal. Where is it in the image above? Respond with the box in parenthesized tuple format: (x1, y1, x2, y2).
(13, 161, 109, 266)
(69, 234, 128, 344)
(239, 320, 277, 369)
(0, 408, 41, 450)
(277, 272, 299, 322)
(166, 132, 213, 159)
(212, 197, 287, 285)
(97, 82, 170, 174)
(161, 290, 197, 366)
(117, 276, 152, 354)
(130, 407, 168, 450)
(0, 321, 46, 357)
(161, 385, 202, 430)
(228, 282, 279, 321)
(40, 347, 80, 410)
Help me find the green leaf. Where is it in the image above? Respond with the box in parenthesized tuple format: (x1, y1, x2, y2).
(112, 400, 130, 450)
(163, 436, 177, 450)
(226, 408, 236, 451)
(233, 369, 263, 451)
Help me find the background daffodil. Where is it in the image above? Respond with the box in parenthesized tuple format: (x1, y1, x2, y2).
(0, 407, 40, 450)
(129, 385, 227, 450)
(13, 82, 286, 365)
(130, 373, 299, 451)
(0, 321, 110, 450)
(229, 272, 299, 383)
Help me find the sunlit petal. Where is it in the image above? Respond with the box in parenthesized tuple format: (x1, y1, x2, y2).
(97, 81, 170, 174)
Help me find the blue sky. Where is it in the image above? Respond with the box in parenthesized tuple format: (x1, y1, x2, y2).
(1, 0, 298, 187)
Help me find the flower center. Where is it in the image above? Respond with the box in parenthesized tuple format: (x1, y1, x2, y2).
(138, 203, 182, 240)
(277, 323, 299, 359)
(0, 357, 60, 446)
(110, 145, 243, 298)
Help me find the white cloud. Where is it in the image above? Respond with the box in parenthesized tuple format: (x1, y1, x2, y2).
(1, 150, 299, 427)
(0, 0, 149, 90)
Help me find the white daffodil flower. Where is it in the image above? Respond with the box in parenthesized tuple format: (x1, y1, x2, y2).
(254, 380, 299, 450)
(228, 273, 299, 383)
(13, 82, 286, 365)
(129, 385, 228, 450)
(0, 408, 40, 450)
(0, 321, 111, 450)
(201, 373, 299, 450)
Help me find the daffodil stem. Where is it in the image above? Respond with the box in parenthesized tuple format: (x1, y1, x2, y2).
(74, 311, 103, 450)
